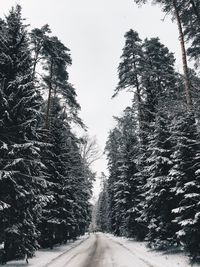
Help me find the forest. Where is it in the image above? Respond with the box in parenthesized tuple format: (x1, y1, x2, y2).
(96, 0, 200, 262)
(0, 0, 200, 265)
(0, 5, 94, 264)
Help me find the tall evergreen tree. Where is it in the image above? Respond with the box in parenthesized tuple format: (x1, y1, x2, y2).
(30, 24, 51, 80)
(105, 127, 122, 234)
(30, 28, 82, 128)
(105, 107, 143, 238)
(113, 30, 144, 140)
(135, 37, 177, 240)
(143, 111, 176, 248)
(30, 24, 90, 247)
(0, 5, 45, 261)
(134, 0, 193, 110)
(109, 30, 179, 241)
(39, 98, 77, 248)
(170, 113, 200, 259)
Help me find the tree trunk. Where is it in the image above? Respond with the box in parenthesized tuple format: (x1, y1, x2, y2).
(45, 60, 53, 128)
(133, 62, 144, 142)
(32, 53, 38, 80)
(173, 0, 193, 110)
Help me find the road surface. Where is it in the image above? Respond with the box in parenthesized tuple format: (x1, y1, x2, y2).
(44, 233, 156, 267)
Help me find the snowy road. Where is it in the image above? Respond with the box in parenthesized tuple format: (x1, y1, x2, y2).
(44, 233, 158, 267)
(5, 233, 198, 267)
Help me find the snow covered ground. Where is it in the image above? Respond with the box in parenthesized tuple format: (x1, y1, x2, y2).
(105, 234, 200, 267)
(2, 234, 89, 267)
(3, 233, 200, 267)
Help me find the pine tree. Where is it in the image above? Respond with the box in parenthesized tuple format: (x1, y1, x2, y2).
(113, 29, 144, 139)
(30, 28, 82, 128)
(109, 32, 178, 241)
(134, 0, 193, 110)
(30, 24, 51, 80)
(178, 0, 200, 67)
(30, 24, 90, 247)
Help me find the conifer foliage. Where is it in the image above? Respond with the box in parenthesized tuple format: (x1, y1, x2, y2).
(0, 5, 93, 263)
(97, 3, 200, 257)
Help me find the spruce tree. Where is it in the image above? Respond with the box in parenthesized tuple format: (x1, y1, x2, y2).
(134, 37, 177, 240)
(105, 127, 122, 234)
(143, 111, 177, 248)
(105, 107, 143, 237)
(38, 98, 77, 248)
(170, 113, 200, 259)
(0, 5, 45, 261)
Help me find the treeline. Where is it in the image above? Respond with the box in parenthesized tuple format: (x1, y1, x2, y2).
(96, 0, 200, 261)
(0, 5, 93, 263)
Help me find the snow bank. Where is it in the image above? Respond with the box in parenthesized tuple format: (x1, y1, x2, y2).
(105, 234, 200, 267)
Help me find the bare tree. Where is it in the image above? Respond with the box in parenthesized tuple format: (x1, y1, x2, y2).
(80, 134, 102, 167)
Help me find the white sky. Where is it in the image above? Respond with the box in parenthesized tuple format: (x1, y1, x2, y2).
(0, 0, 183, 196)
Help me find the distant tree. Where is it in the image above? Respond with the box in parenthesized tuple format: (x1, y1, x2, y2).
(80, 134, 102, 168)
(95, 173, 111, 232)
(105, 127, 122, 234)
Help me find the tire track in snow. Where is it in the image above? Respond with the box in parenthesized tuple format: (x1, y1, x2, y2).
(106, 236, 159, 267)
(61, 233, 115, 267)
(43, 236, 89, 267)
(62, 236, 98, 267)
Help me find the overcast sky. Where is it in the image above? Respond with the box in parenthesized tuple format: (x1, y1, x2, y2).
(0, 0, 182, 195)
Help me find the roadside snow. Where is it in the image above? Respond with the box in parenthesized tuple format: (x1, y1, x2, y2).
(105, 234, 200, 267)
(2, 234, 89, 267)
